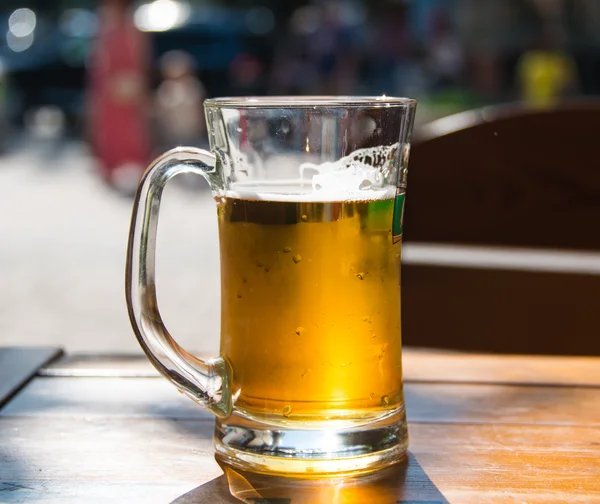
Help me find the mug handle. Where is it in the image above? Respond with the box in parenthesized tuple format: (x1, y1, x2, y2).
(125, 147, 232, 418)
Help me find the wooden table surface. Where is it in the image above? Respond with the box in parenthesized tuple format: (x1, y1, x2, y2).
(1, 347, 599, 503)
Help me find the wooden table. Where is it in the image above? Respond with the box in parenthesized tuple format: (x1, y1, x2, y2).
(1, 347, 599, 503)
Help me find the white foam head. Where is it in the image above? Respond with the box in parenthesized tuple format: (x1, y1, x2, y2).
(226, 144, 399, 202)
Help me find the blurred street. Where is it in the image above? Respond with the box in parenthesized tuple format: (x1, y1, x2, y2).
(2, 0, 600, 356)
(0, 136, 221, 353)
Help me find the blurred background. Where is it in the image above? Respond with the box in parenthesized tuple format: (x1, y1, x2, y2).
(1, 0, 598, 353)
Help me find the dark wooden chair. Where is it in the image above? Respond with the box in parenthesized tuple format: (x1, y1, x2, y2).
(402, 101, 600, 355)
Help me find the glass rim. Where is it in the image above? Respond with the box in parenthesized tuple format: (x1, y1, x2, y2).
(204, 95, 417, 109)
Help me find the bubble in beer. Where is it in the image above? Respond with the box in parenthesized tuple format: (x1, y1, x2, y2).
(283, 405, 292, 417)
(237, 293, 242, 299)
(257, 261, 263, 268)
(218, 183, 404, 422)
(264, 267, 270, 273)
(293, 254, 302, 264)
(381, 395, 389, 407)
(356, 272, 365, 280)
(301, 214, 308, 221)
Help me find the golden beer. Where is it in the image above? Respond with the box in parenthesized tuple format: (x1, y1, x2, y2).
(218, 192, 403, 423)
(128, 97, 416, 474)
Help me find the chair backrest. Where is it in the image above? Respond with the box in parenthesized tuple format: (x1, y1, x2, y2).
(401, 102, 600, 355)
(404, 101, 600, 250)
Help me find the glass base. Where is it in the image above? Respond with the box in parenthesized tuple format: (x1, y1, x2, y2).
(214, 407, 408, 477)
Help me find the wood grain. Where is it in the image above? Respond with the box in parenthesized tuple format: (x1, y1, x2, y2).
(38, 353, 159, 378)
(405, 382, 600, 426)
(3, 352, 600, 503)
(409, 423, 600, 503)
(403, 349, 600, 387)
(1, 418, 598, 503)
(40, 350, 600, 387)
(0, 417, 219, 504)
(0, 376, 209, 420)
(4, 376, 600, 428)
(0, 347, 62, 408)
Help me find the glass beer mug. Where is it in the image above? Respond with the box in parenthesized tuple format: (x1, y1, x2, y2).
(126, 97, 416, 476)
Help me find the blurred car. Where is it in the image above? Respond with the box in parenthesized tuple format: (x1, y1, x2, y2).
(0, 4, 274, 137)
(0, 7, 90, 134)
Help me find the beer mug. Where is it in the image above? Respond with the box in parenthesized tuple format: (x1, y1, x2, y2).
(126, 97, 416, 476)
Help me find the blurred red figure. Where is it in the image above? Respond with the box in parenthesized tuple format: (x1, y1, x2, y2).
(87, 0, 151, 194)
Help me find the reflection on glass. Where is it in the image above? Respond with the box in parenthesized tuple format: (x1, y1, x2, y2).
(222, 462, 410, 504)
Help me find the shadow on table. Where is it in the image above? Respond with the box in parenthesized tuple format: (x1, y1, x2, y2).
(171, 453, 448, 504)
